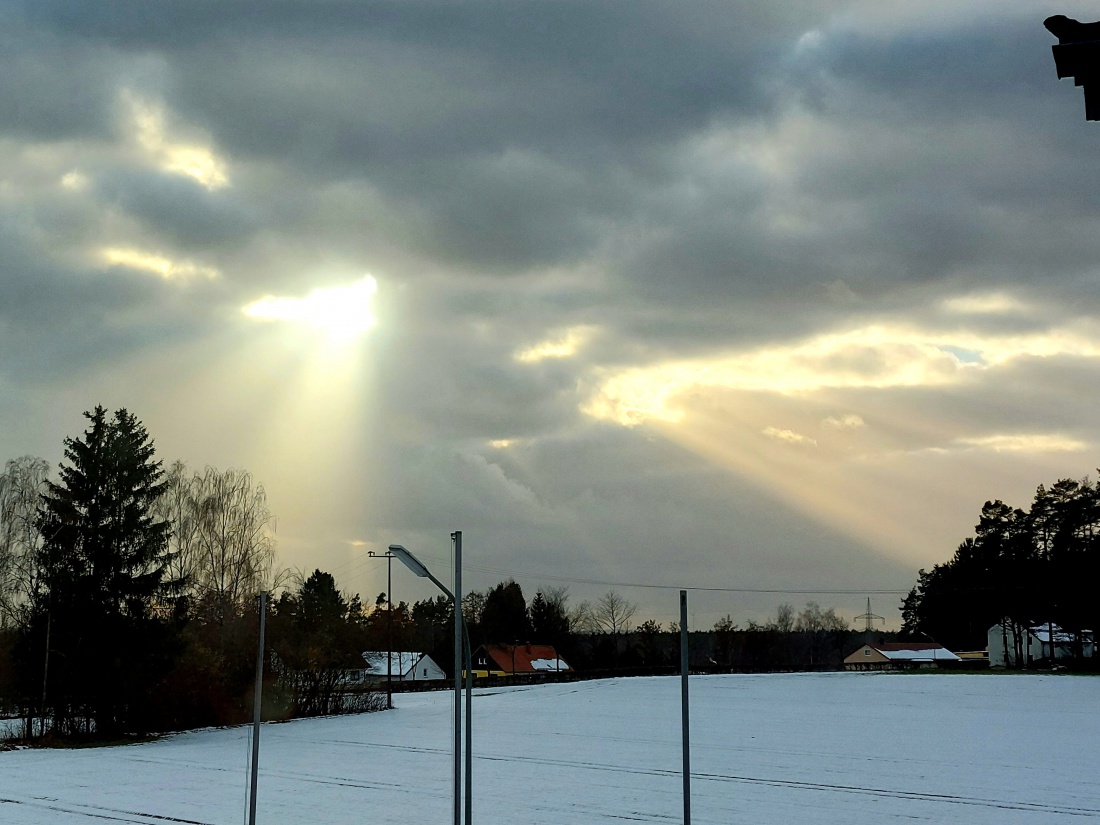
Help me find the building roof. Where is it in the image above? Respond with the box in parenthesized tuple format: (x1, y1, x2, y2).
(989, 620, 1094, 643)
(1028, 625, 1093, 643)
(361, 651, 426, 676)
(480, 644, 572, 673)
(872, 643, 960, 662)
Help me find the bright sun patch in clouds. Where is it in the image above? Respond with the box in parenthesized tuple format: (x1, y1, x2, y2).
(242, 276, 378, 340)
(125, 91, 229, 190)
(515, 326, 594, 363)
(101, 246, 219, 281)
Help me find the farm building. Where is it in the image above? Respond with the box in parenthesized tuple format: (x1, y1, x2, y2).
(360, 651, 446, 683)
(987, 621, 1094, 668)
(844, 642, 960, 671)
(470, 644, 572, 678)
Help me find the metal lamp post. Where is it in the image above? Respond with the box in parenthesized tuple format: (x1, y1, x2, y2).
(680, 590, 691, 825)
(389, 534, 473, 825)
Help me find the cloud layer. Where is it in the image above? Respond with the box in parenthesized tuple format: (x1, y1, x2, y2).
(2, 0, 1098, 626)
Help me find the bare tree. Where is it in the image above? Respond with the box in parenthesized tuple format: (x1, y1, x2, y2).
(543, 586, 571, 616)
(592, 590, 638, 634)
(155, 464, 281, 614)
(795, 601, 847, 633)
(0, 456, 49, 627)
(569, 600, 600, 633)
(153, 460, 202, 593)
(774, 603, 795, 633)
(192, 466, 279, 606)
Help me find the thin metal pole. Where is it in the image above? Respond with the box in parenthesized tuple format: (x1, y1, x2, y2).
(249, 591, 267, 825)
(452, 531, 463, 825)
(464, 618, 473, 825)
(41, 601, 51, 738)
(680, 590, 691, 825)
(387, 554, 393, 710)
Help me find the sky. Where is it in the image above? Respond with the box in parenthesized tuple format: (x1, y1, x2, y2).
(2, 1, 1099, 629)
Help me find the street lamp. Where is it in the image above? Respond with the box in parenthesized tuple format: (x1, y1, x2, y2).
(367, 550, 395, 710)
(389, 534, 473, 825)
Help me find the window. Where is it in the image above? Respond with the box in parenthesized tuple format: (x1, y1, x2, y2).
(863, 649, 872, 657)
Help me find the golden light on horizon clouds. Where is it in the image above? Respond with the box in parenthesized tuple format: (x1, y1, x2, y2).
(583, 318, 1100, 427)
(952, 434, 1087, 453)
(574, 306, 1099, 568)
(125, 91, 230, 190)
(242, 276, 379, 341)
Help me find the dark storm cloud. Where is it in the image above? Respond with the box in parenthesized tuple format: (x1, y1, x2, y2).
(7, 0, 1095, 310)
(0, 25, 120, 141)
(0, 254, 204, 384)
(12, 1, 803, 279)
(92, 170, 257, 250)
(795, 17, 1052, 122)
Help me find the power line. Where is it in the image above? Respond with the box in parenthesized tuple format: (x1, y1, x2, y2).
(337, 548, 907, 596)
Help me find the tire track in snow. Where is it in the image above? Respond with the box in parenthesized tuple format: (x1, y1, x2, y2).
(473, 749, 1100, 818)
(0, 796, 217, 824)
(119, 734, 1100, 821)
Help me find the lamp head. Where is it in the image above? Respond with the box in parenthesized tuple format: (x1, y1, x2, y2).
(389, 544, 431, 578)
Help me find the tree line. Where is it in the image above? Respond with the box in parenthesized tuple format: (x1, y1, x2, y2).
(0, 405, 874, 742)
(900, 474, 1100, 664)
(0, 407, 291, 739)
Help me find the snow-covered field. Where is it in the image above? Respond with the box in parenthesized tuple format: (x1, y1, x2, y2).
(2, 672, 1098, 824)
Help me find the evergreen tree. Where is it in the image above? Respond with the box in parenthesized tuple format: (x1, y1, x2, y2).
(529, 589, 570, 646)
(271, 570, 365, 716)
(480, 580, 530, 643)
(901, 477, 1100, 662)
(28, 406, 175, 736)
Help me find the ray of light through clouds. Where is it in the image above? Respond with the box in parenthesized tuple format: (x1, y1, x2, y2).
(5, 0, 1100, 626)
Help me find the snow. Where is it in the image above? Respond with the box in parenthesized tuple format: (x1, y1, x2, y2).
(528, 657, 569, 670)
(2, 672, 1099, 823)
(361, 651, 423, 676)
(879, 647, 959, 661)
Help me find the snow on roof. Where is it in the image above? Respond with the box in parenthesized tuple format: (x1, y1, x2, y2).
(529, 658, 569, 671)
(361, 652, 423, 676)
(1028, 625, 1093, 643)
(481, 644, 573, 673)
(876, 645, 960, 662)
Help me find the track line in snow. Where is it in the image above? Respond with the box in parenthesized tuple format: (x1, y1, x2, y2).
(0, 795, 218, 824)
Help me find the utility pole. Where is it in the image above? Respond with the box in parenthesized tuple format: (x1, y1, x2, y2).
(368, 550, 396, 709)
(680, 590, 691, 825)
(248, 591, 267, 825)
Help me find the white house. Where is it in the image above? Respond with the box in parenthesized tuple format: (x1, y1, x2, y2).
(360, 651, 446, 682)
(988, 621, 1095, 668)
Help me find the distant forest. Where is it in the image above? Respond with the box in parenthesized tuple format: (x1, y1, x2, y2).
(900, 476, 1100, 663)
(0, 406, 884, 741)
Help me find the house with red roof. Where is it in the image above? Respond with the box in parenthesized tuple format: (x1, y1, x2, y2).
(470, 643, 572, 679)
